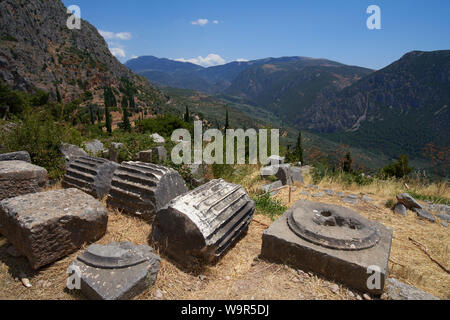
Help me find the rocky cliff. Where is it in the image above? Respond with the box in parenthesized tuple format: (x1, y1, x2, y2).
(0, 0, 165, 105)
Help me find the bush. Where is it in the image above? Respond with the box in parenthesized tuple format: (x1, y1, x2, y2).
(383, 155, 413, 179)
(135, 114, 191, 137)
(1, 110, 65, 179)
(252, 193, 287, 220)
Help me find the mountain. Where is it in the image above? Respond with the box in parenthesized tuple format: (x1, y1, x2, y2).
(223, 57, 373, 120)
(0, 0, 165, 106)
(304, 50, 450, 159)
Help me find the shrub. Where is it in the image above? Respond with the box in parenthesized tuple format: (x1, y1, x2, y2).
(252, 193, 287, 220)
(1, 110, 65, 179)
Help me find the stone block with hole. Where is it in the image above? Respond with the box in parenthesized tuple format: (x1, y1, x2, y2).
(261, 200, 393, 295)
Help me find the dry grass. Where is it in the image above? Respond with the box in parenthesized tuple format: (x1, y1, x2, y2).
(273, 178, 450, 299)
(0, 168, 448, 300)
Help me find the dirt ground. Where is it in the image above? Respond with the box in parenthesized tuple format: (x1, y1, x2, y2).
(0, 185, 448, 300)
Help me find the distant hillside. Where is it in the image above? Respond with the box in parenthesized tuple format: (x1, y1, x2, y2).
(305, 50, 450, 160)
(0, 0, 165, 106)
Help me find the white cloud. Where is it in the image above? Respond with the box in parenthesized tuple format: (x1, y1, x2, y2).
(99, 30, 132, 40)
(110, 47, 126, 58)
(191, 18, 209, 26)
(175, 54, 226, 67)
(236, 58, 248, 62)
(213, 20, 219, 24)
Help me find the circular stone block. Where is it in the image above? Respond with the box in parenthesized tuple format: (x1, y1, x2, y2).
(72, 242, 161, 300)
(287, 202, 381, 251)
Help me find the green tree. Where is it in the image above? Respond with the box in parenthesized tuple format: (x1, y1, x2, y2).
(225, 108, 230, 131)
(343, 152, 353, 173)
(184, 105, 190, 123)
(383, 154, 413, 178)
(294, 131, 304, 164)
(121, 96, 131, 132)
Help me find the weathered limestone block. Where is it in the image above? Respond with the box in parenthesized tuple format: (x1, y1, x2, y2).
(260, 166, 277, 177)
(397, 193, 422, 210)
(413, 208, 435, 223)
(289, 167, 304, 184)
(268, 155, 285, 165)
(150, 133, 165, 145)
(0, 161, 47, 201)
(188, 164, 207, 187)
(386, 278, 439, 300)
(394, 203, 407, 216)
(260, 180, 283, 196)
(275, 164, 292, 185)
(84, 139, 104, 156)
(62, 156, 119, 199)
(107, 162, 188, 218)
(261, 200, 393, 295)
(59, 144, 88, 164)
(0, 151, 31, 163)
(0, 189, 108, 270)
(109, 143, 125, 163)
(137, 150, 153, 163)
(152, 146, 168, 162)
(151, 179, 255, 265)
(70, 242, 161, 300)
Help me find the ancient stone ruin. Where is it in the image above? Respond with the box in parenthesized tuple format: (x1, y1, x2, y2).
(0, 188, 108, 270)
(0, 160, 47, 201)
(62, 156, 119, 199)
(0, 151, 31, 163)
(107, 161, 188, 218)
(395, 193, 436, 223)
(70, 242, 161, 300)
(151, 179, 255, 266)
(261, 200, 393, 295)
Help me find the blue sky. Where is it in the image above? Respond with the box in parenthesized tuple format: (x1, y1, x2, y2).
(62, 0, 450, 70)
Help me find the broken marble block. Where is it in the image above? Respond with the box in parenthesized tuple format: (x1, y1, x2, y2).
(261, 200, 393, 295)
(0, 151, 31, 163)
(0, 161, 47, 201)
(62, 156, 119, 199)
(260, 180, 283, 196)
(396, 193, 422, 210)
(109, 143, 125, 163)
(260, 165, 278, 177)
(268, 155, 285, 165)
(275, 164, 292, 185)
(152, 146, 168, 162)
(150, 133, 165, 145)
(152, 179, 255, 266)
(0, 188, 108, 270)
(413, 208, 435, 223)
(137, 149, 153, 163)
(289, 167, 304, 184)
(70, 242, 161, 300)
(107, 162, 188, 218)
(59, 144, 88, 165)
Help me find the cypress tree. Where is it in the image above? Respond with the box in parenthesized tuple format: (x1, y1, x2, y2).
(184, 106, 190, 123)
(121, 96, 131, 132)
(343, 152, 353, 173)
(225, 108, 230, 131)
(294, 131, 304, 164)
